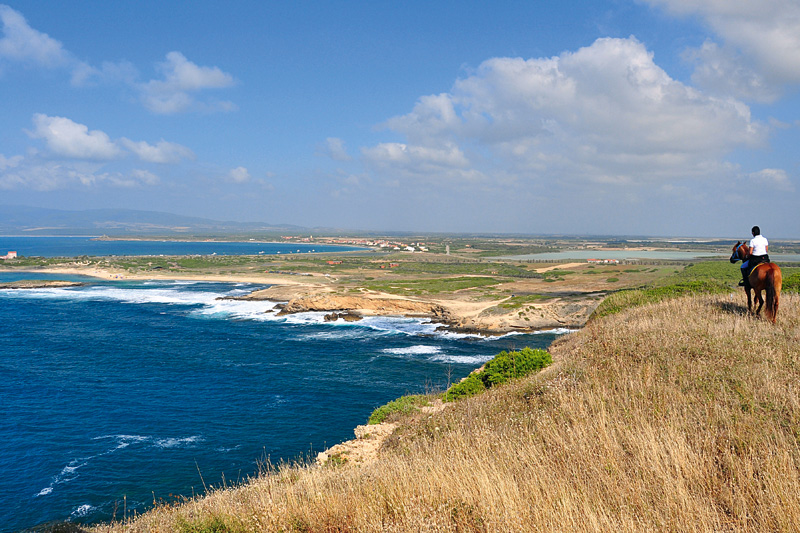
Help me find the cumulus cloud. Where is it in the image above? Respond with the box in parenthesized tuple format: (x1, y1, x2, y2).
(362, 142, 483, 181)
(683, 41, 780, 103)
(749, 168, 794, 191)
(30, 113, 123, 160)
(140, 51, 236, 114)
(119, 138, 195, 163)
(0, 4, 69, 67)
(226, 166, 251, 183)
(644, 0, 800, 98)
(1, 6, 237, 112)
(27, 114, 194, 164)
(367, 37, 764, 187)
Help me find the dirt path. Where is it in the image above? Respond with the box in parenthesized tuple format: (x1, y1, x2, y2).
(535, 262, 584, 273)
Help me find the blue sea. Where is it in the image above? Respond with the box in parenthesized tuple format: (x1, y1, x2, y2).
(0, 271, 565, 532)
(0, 236, 363, 257)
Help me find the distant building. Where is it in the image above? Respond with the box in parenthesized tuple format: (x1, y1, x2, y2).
(1, 251, 17, 260)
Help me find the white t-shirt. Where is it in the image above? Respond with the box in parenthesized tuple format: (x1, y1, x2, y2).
(750, 234, 768, 256)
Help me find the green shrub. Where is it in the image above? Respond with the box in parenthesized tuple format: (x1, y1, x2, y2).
(443, 347, 552, 402)
(368, 394, 430, 425)
(481, 347, 552, 386)
(443, 374, 486, 401)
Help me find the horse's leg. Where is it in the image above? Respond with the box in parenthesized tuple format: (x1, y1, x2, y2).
(746, 286, 753, 313)
(754, 289, 764, 316)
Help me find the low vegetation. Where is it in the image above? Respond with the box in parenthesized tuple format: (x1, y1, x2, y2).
(361, 276, 505, 295)
(367, 394, 431, 425)
(443, 347, 552, 401)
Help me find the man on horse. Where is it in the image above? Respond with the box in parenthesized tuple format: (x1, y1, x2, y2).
(738, 226, 770, 288)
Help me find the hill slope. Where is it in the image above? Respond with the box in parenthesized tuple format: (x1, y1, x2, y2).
(0, 206, 305, 235)
(92, 292, 800, 532)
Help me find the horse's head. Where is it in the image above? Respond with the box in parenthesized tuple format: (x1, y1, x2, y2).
(730, 241, 749, 263)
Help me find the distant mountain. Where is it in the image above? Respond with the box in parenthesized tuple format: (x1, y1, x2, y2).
(0, 206, 309, 236)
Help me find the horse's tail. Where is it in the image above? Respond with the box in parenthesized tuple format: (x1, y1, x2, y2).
(765, 265, 782, 323)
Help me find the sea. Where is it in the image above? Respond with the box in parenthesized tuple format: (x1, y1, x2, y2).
(0, 239, 566, 532)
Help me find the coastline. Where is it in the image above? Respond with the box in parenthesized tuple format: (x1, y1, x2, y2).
(10, 264, 595, 334)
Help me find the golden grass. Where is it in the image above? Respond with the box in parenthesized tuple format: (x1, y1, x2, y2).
(92, 293, 800, 532)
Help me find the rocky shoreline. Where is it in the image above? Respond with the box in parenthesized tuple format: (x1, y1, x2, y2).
(0, 280, 84, 289)
(228, 288, 594, 335)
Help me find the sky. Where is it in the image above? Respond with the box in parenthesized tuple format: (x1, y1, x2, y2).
(1, 1, 799, 238)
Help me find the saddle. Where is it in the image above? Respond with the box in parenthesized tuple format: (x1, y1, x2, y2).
(747, 255, 771, 277)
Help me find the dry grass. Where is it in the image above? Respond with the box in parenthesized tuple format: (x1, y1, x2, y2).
(92, 293, 800, 532)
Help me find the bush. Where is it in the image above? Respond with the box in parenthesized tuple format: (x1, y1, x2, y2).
(444, 347, 552, 402)
(443, 374, 486, 401)
(368, 394, 430, 425)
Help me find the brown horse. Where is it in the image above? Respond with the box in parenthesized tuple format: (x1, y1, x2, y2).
(730, 241, 782, 323)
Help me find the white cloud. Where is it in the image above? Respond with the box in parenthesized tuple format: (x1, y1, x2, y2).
(362, 142, 483, 182)
(0, 156, 163, 190)
(140, 51, 236, 114)
(0, 158, 101, 190)
(1, 6, 238, 112)
(749, 168, 794, 191)
(644, 0, 800, 96)
(367, 37, 764, 187)
(27, 113, 194, 164)
(684, 41, 780, 102)
(119, 138, 195, 163)
(30, 114, 123, 160)
(320, 137, 352, 161)
(226, 166, 251, 183)
(0, 4, 69, 67)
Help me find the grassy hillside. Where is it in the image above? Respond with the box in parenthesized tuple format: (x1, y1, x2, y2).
(87, 287, 800, 532)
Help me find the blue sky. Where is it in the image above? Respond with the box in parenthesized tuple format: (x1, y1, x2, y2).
(1, 1, 799, 237)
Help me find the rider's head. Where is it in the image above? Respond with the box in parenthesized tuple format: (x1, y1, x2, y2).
(752, 226, 761, 236)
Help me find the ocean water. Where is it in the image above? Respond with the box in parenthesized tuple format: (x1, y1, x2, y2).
(0, 273, 566, 532)
(0, 236, 363, 258)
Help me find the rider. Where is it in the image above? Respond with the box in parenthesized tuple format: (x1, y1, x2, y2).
(740, 226, 770, 287)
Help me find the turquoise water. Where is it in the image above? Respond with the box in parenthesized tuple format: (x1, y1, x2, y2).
(0, 273, 565, 532)
(0, 236, 363, 257)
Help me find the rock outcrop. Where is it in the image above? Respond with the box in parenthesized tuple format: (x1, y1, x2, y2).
(0, 280, 84, 289)
(279, 294, 453, 322)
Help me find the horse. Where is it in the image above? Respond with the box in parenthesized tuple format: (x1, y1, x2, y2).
(730, 241, 782, 323)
